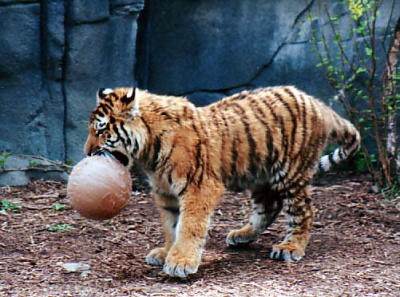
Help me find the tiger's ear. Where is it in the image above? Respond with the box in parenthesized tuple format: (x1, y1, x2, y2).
(122, 87, 136, 105)
(120, 87, 140, 119)
(96, 88, 114, 103)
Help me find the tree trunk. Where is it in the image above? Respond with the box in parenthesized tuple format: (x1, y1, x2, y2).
(383, 16, 400, 180)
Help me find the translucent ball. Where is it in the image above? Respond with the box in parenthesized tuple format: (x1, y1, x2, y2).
(67, 156, 132, 220)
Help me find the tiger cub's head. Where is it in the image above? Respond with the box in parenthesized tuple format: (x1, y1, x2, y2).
(84, 87, 143, 168)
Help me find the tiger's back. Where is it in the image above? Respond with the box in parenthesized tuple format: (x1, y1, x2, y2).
(200, 86, 358, 193)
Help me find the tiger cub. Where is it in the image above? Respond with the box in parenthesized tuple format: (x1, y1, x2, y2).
(85, 86, 360, 278)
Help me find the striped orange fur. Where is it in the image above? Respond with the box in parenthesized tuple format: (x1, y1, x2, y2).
(85, 86, 360, 277)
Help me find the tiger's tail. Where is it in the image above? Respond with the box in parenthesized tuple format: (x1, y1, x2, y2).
(318, 107, 361, 172)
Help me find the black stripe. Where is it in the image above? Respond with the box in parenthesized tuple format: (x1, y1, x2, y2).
(183, 106, 194, 120)
(150, 135, 162, 171)
(290, 127, 327, 196)
(261, 95, 286, 168)
(133, 139, 139, 154)
(318, 161, 324, 172)
(274, 91, 297, 157)
(112, 124, 121, 141)
(298, 95, 308, 155)
(196, 110, 210, 182)
(194, 140, 204, 185)
(141, 117, 152, 136)
(94, 110, 105, 118)
(163, 206, 180, 215)
(161, 111, 173, 120)
(286, 95, 309, 182)
(178, 171, 192, 197)
(100, 103, 112, 114)
(338, 148, 345, 160)
(277, 116, 288, 171)
(219, 112, 230, 180)
(285, 101, 322, 192)
(120, 122, 131, 146)
(167, 169, 173, 185)
(178, 122, 203, 196)
(284, 87, 301, 115)
(157, 144, 175, 173)
(230, 134, 239, 176)
(231, 103, 259, 175)
(328, 151, 337, 165)
(345, 134, 357, 150)
(103, 98, 114, 107)
(248, 100, 275, 166)
(260, 96, 278, 121)
(210, 108, 222, 166)
(139, 118, 152, 161)
(121, 94, 133, 104)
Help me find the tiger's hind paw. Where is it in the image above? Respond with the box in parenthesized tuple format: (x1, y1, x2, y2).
(270, 242, 305, 261)
(146, 247, 168, 266)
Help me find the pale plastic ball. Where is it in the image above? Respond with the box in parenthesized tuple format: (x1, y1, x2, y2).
(67, 156, 132, 220)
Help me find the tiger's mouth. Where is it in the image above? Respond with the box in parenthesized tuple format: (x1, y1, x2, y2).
(110, 151, 129, 167)
(93, 150, 129, 167)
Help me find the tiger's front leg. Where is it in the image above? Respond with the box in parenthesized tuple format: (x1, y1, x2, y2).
(146, 194, 179, 266)
(162, 181, 224, 278)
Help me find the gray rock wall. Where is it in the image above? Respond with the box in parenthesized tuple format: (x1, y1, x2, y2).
(137, 0, 399, 108)
(0, 0, 144, 164)
(0, 0, 398, 171)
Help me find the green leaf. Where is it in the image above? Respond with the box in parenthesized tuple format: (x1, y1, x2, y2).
(1, 199, 21, 211)
(356, 67, 367, 74)
(355, 158, 367, 172)
(53, 203, 66, 211)
(365, 47, 373, 56)
(0, 152, 10, 170)
(47, 224, 73, 232)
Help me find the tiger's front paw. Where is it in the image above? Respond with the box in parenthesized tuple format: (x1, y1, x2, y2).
(270, 242, 305, 261)
(226, 226, 256, 246)
(146, 247, 168, 266)
(163, 248, 200, 278)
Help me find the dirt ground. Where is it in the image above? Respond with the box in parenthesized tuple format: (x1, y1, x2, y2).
(0, 173, 399, 297)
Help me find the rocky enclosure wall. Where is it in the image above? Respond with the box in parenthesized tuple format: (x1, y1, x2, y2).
(0, 0, 144, 163)
(0, 0, 398, 167)
(138, 0, 398, 106)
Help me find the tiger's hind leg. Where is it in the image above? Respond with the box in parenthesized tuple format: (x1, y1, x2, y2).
(146, 193, 179, 266)
(226, 186, 283, 246)
(270, 186, 314, 261)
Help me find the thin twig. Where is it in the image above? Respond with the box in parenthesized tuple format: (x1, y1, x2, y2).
(0, 167, 67, 173)
(325, 7, 358, 78)
(14, 154, 73, 171)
